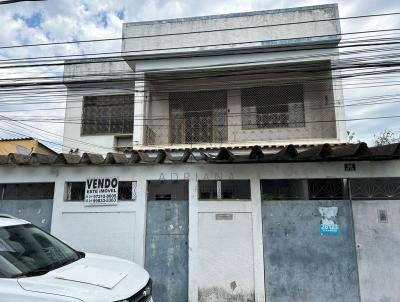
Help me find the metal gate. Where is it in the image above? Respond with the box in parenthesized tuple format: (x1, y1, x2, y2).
(145, 181, 189, 302)
(0, 183, 54, 232)
(262, 199, 360, 302)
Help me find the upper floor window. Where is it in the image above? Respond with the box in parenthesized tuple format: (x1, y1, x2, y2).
(241, 85, 305, 129)
(169, 90, 228, 144)
(81, 94, 134, 135)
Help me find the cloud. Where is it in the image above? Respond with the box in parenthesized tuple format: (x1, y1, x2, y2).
(0, 0, 399, 150)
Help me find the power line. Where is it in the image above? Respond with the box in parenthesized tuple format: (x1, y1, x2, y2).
(0, 0, 45, 5)
(1, 42, 400, 83)
(1, 10, 400, 50)
(0, 36, 398, 68)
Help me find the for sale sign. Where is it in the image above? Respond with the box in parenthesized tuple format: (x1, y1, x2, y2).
(84, 177, 118, 206)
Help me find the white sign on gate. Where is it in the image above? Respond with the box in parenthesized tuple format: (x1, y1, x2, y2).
(84, 177, 119, 206)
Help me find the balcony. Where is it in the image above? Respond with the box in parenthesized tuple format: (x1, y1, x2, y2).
(142, 63, 340, 147)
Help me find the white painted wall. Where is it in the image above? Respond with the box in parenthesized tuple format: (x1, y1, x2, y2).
(1, 160, 400, 301)
(62, 82, 134, 154)
(353, 199, 400, 302)
(59, 211, 136, 261)
(198, 212, 255, 300)
(122, 4, 340, 57)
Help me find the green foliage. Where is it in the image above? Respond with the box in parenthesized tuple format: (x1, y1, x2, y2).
(374, 129, 400, 146)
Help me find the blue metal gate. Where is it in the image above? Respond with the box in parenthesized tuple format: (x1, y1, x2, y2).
(262, 199, 360, 302)
(145, 180, 189, 302)
(0, 199, 53, 232)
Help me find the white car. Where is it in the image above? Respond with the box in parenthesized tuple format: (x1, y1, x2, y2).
(0, 214, 153, 302)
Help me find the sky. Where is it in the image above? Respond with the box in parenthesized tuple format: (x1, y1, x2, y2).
(0, 0, 399, 151)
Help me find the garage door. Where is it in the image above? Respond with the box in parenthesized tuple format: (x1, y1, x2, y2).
(261, 179, 360, 302)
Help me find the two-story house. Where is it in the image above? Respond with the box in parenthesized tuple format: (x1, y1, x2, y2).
(63, 4, 345, 153)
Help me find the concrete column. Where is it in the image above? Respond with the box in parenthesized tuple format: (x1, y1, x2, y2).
(188, 178, 199, 302)
(251, 177, 266, 302)
(331, 52, 347, 142)
(134, 178, 148, 266)
(49, 168, 63, 235)
(133, 73, 146, 146)
(227, 89, 241, 143)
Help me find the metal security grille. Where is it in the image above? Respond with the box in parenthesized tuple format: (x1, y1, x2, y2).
(350, 178, 400, 200)
(65, 181, 135, 201)
(308, 179, 345, 200)
(241, 85, 305, 129)
(169, 90, 228, 144)
(81, 94, 134, 135)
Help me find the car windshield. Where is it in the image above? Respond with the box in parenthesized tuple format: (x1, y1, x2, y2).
(0, 224, 82, 278)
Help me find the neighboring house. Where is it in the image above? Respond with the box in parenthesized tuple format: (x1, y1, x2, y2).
(1, 5, 400, 302)
(0, 137, 56, 156)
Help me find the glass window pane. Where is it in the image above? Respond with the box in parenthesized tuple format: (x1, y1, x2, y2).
(221, 180, 251, 199)
(198, 180, 218, 200)
(65, 182, 85, 201)
(198, 180, 251, 200)
(118, 181, 133, 200)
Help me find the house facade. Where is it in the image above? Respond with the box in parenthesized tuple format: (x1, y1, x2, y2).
(1, 4, 400, 302)
(63, 3, 345, 153)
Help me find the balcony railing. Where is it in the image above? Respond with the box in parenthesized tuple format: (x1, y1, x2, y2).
(145, 115, 228, 146)
(143, 104, 308, 146)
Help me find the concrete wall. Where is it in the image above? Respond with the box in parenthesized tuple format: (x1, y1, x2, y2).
(122, 4, 340, 57)
(63, 58, 135, 154)
(1, 160, 400, 301)
(63, 82, 134, 154)
(198, 212, 255, 301)
(353, 199, 400, 302)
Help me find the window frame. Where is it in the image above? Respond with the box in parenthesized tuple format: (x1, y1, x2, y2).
(198, 179, 252, 201)
(80, 94, 134, 136)
(241, 84, 305, 130)
(64, 181, 137, 202)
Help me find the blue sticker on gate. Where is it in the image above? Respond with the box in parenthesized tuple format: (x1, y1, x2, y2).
(319, 207, 340, 235)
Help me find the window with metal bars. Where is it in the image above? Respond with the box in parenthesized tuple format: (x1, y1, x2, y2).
(350, 178, 400, 200)
(241, 85, 305, 129)
(169, 90, 228, 144)
(65, 181, 136, 201)
(81, 94, 134, 135)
